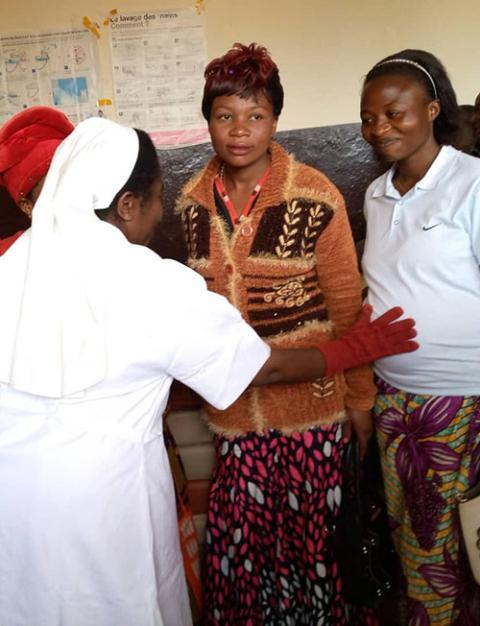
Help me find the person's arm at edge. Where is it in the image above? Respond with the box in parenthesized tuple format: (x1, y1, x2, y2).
(251, 347, 327, 386)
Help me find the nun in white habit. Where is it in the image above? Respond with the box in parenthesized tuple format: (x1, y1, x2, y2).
(0, 117, 271, 626)
(0, 117, 419, 626)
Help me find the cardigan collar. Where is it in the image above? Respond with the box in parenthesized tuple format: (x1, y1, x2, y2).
(187, 142, 291, 214)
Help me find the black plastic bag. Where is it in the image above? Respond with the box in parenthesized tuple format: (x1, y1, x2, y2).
(332, 436, 399, 608)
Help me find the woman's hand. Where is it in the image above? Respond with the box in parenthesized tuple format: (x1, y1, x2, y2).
(343, 409, 373, 460)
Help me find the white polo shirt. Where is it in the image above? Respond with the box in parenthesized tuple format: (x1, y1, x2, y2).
(362, 145, 480, 395)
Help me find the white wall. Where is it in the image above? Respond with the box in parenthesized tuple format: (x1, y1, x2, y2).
(1, 0, 478, 131)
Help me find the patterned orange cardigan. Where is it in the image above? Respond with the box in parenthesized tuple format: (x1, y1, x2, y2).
(176, 142, 376, 436)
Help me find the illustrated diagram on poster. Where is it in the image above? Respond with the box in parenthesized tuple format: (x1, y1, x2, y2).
(0, 29, 100, 126)
(110, 8, 208, 147)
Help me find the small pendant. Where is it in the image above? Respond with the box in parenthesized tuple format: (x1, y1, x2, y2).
(240, 223, 254, 237)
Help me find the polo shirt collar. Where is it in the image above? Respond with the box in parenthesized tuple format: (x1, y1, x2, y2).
(416, 145, 455, 190)
(370, 145, 456, 198)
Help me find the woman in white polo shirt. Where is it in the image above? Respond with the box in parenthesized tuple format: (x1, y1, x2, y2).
(361, 49, 480, 625)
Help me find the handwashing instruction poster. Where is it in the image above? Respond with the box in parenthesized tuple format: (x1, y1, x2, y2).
(109, 8, 208, 147)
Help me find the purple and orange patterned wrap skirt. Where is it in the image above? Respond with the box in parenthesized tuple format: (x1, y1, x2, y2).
(375, 377, 480, 626)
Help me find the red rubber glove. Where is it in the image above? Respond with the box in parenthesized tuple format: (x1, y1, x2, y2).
(318, 305, 418, 377)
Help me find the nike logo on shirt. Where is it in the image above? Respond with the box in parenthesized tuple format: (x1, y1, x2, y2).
(422, 224, 441, 231)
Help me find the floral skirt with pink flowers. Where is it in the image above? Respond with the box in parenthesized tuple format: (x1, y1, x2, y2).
(203, 425, 379, 626)
(375, 378, 480, 626)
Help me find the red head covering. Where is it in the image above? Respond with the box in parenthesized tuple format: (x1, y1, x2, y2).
(0, 106, 74, 203)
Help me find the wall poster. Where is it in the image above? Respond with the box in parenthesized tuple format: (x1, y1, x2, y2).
(0, 28, 100, 126)
(109, 8, 209, 147)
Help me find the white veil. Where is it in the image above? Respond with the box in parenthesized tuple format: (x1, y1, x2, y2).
(0, 117, 139, 397)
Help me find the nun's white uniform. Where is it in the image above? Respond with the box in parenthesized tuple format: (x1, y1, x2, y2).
(0, 119, 270, 626)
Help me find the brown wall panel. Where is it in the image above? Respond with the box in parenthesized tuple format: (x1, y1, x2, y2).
(1, 123, 386, 261)
(150, 123, 385, 262)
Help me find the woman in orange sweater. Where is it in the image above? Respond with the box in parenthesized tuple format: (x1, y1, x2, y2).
(177, 42, 397, 625)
